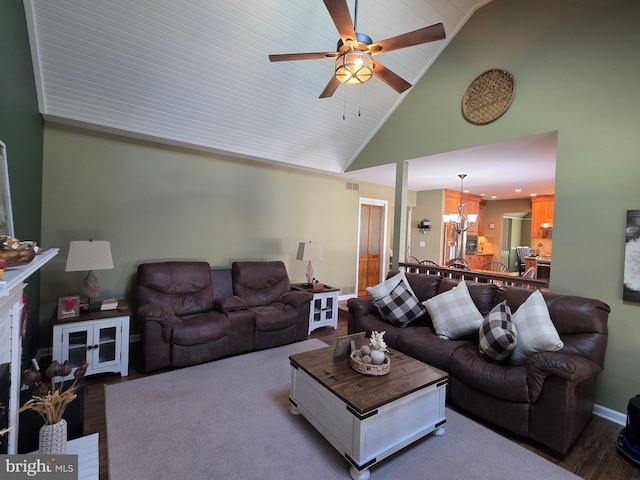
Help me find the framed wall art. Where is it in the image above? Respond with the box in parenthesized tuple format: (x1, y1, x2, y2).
(0, 141, 15, 237)
(58, 295, 81, 319)
(623, 209, 640, 302)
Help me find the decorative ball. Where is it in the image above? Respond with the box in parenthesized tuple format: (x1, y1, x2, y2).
(362, 355, 372, 364)
(370, 349, 386, 365)
(360, 345, 371, 356)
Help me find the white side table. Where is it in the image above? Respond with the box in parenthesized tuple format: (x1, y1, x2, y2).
(291, 283, 340, 333)
(51, 304, 131, 381)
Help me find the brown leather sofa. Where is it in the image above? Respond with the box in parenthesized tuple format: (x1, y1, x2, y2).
(348, 272, 610, 456)
(137, 260, 313, 372)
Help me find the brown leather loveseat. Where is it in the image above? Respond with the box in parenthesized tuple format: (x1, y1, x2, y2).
(348, 271, 610, 456)
(137, 260, 313, 372)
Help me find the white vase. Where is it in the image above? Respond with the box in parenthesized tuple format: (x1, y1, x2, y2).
(370, 349, 385, 365)
(39, 419, 67, 454)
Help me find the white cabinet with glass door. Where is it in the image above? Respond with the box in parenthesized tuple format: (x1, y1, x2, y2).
(51, 308, 130, 381)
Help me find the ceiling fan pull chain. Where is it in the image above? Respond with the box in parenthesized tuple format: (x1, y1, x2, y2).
(358, 87, 362, 117)
(343, 89, 347, 120)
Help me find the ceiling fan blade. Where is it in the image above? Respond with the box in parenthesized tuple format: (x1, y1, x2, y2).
(269, 52, 339, 62)
(369, 22, 445, 55)
(319, 75, 341, 98)
(323, 0, 357, 46)
(373, 61, 412, 93)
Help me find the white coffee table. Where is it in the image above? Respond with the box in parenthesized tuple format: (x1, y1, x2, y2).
(289, 347, 447, 480)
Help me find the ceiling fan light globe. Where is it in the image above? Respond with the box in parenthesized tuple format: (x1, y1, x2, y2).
(335, 51, 373, 85)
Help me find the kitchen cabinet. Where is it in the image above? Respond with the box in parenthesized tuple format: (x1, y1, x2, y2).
(531, 195, 554, 238)
(465, 253, 493, 270)
(466, 200, 480, 234)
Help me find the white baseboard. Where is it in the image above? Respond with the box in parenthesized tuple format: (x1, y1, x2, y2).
(338, 293, 356, 302)
(592, 403, 626, 426)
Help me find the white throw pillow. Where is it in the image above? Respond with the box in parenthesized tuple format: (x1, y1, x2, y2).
(510, 290, 564, 365)
(366, 271, 412, 300)
(423, 280, 484, 340)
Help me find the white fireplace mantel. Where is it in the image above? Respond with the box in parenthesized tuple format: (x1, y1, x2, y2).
(0, 248, 58, 453)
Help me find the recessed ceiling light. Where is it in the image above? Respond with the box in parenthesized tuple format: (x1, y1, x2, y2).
(463, 189, 469, 193)
(515, 188, 522, 192)
(480, 193, 486, 197)
(530, 193, 537, 197)
(491, 195, 497, 199)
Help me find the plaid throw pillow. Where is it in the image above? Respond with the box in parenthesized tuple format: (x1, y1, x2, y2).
(510, 290, 564, 365)
(423, 280, 483, 340)
(372, 280, 425, 327)
(366, 271, 409, 299)
(479, 301, 518, 362)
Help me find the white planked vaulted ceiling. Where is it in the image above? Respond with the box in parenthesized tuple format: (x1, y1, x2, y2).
(23, 0, 496, 178)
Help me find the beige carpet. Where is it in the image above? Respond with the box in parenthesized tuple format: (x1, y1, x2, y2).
(106, 339, 581, 480)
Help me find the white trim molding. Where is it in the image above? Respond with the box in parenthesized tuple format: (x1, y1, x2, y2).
(592, 403, 626, 426)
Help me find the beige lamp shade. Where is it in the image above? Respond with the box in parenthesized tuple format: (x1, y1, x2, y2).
(65, 240, 114, 305)
(65, 240, 113, 272)
(296, 242, 323, 262)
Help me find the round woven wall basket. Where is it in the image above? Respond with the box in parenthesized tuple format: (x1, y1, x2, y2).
(462, 68, 515, 125)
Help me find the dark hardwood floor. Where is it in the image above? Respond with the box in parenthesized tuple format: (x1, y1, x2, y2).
(83, 309, 638, 480)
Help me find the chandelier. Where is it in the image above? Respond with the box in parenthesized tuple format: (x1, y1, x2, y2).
(442, 174, 478, 233)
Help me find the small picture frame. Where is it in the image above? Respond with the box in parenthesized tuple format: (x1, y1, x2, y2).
(58, 295, 80, 319)
(333, 332, 366, 358)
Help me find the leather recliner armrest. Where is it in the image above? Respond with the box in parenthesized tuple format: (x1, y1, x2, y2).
(278, 290, 314, 308)
(347, 297, 377, 316)
(214, 295, 248, 313)
(526, 351, 602, 402)
(137, 304, 179, 342)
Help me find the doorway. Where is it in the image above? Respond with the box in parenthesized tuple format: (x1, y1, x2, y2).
(357, 199, 388, 296)
(501, 213, 531, 270)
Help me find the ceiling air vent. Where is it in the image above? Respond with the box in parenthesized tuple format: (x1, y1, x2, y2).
(346, 182, 360, 191)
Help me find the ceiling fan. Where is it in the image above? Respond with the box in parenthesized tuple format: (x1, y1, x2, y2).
(268, 0, 446, 98)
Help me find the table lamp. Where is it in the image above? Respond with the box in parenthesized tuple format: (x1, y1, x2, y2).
(296, 241, 323, 285)
(65, 240, 114, 309)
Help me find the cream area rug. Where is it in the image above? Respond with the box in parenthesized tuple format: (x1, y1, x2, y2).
(105, 339, 581, 480)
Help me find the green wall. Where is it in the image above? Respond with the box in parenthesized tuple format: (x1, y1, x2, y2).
(39, 125, 400, 340)
(0, 0, 44, 361)
(351, 0, 640, 412)
(410, 190, 444, 262)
